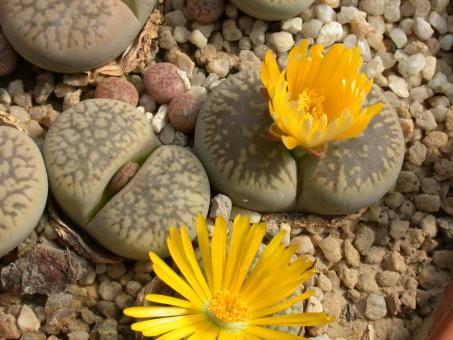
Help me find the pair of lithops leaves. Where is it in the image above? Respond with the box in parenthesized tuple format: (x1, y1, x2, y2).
(44, 99, 210, 261)
(194, 68, 405, 215)
(0, 0, 156, 73)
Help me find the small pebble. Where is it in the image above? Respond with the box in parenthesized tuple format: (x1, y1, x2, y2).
(17, 305, 40, 332)
(209, 194, 233, 221)
(267, 32, 294, 53)
(168, 93, 202, 134)
(144, 63, 186, 104)
(319, 236, 342, 263)
(190, 30, 208, 49)
(365, 294, 387, 320)
(95, 77, 139, 107)
(413, 17, 434, 41)
(186, 0, 224, 24)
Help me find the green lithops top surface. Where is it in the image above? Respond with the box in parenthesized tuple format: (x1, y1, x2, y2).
(229, 0, 315, 20)
(0, 127, 48, 257)
(195, 69, 405, 215)
(87, 145, 210, 260)
(0, 0, 156, 73)
(194, 68, 298, 212)
(44, 99, 160, 227)
(296, 86, 405, 215)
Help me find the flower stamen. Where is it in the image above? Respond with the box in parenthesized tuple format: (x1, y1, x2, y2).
(208, 289, 250, 323)
(297, 89, 325, 120)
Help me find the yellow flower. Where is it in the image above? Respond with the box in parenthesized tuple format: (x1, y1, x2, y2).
(261, 40, 383, 155)
(124, 215, 334, 339)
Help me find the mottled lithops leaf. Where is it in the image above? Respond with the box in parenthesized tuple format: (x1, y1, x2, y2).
(0, 127, 48, 257)
(0, 0, 156, 73)
(296, 86, 405, 215)
(86, 145, 210, 260)
(194, 69, 297, 212)
(44, 99, 160, 227)
(229, 0, 315, 20)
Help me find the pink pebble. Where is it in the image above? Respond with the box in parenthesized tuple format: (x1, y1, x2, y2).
(168, 93, 203, 134)
(0, 31, 18, 77)
(186, 0, 225, 24)
(95, 77, 139, 106)
(143, 63, 186, 104)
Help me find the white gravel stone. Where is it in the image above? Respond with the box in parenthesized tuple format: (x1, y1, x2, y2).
(389, 28, 407, 48)
(151, 104, 168, 133)
(159, 124, 175, 144)
(389, 220, 409, 239)
(343, 34, 357, 48)
(408, 141, 427, 165)
(421, 215, 438, 238)
(159, 29, 177, 49)
(17, 305, 40, 332)
(398, 54, 426, 78)
(319, 236, 342, 263)
(209, 194, 233, 221)
(414, 194, 441, 212)
(413, 17, 434, 41)
(267, 31, 294, 53)
(222, 19, 242, 41)
(281, 17, 303, 34)
(0, 88, 11, 106)
(315, 4, 336, 23)
(9, 105, 30, 123)
(366, 56, 385, 79)
(388, 75, 409, 98)
(337, 7, 365, 24)
(360, 0, 385, 15)
(422, 56, 437, 81)
(384, 0, 401, 22)
(365, 294, 387, 320)
(173, 26, 191, 43)
(340, 267, 359, 289)
(302, 19, 323, 39)
(190, 29, 208, 48)
(306, 296, 323, 313)
(429, 11, 448, 34)
(206, 58, 230, 78)
(317, 22, 343, 46)
(357, 37, 372, 61)
(280, 223, 291, 247)
(291, 235, 315, 255)
(439, 34, 453, 51)
(249, 20, 268, 46)
(239, 37, 251, 50)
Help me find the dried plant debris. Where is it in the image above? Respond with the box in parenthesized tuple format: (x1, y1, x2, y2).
(0, 245, 87, 295)
(48, 202, 124, 264)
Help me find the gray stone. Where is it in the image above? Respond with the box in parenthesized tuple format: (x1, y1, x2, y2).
(229, 0, 315, 20)
(296, 86, 405, 215)
(0, 127, 48, 257)
(194, 68, 298, 212)
(365, 293, 387, 320)
(0, 0, 156, 73)
(87, 145, 210, 259)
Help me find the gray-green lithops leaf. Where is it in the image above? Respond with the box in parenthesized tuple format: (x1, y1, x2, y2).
(229, 0, 315, 21)
(0, 0, 156, 73)
(194, 68, 297, 212)
(86, 145, 210, 260)
(0, 127, 48, 257)
(296, 86, 405, 215)
(44, 99, 160, 227)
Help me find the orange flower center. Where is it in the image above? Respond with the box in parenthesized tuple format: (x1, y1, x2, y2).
(208, 289, 250, 322)
(296, 88, 325, 120)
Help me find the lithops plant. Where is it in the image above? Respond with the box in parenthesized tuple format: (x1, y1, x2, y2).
(0, 127, 48, 257)
(194, 69, 298, 212)
(229, 0, 315, 21)
(44, 99, 210, 260)
(0, 30, 18, 76)
(0, 0, 157, 73)
(194, 68, 405, 215)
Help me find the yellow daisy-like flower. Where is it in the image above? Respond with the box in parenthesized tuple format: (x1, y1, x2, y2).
(124, 215, 334, 339)
(261, 40, 383, 155)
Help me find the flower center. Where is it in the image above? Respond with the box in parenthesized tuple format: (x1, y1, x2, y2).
(297, 89, 325, 119)
(208, 290, 250, 323)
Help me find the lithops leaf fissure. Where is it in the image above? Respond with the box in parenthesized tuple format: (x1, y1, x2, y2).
(87, 145, 211, 260)
(121, 0, 139, 19)
(44, 99, 160, 227)
(0, 127, 48, 257)
(296, 86, 405, 215)
(194, 68, 297, 212)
